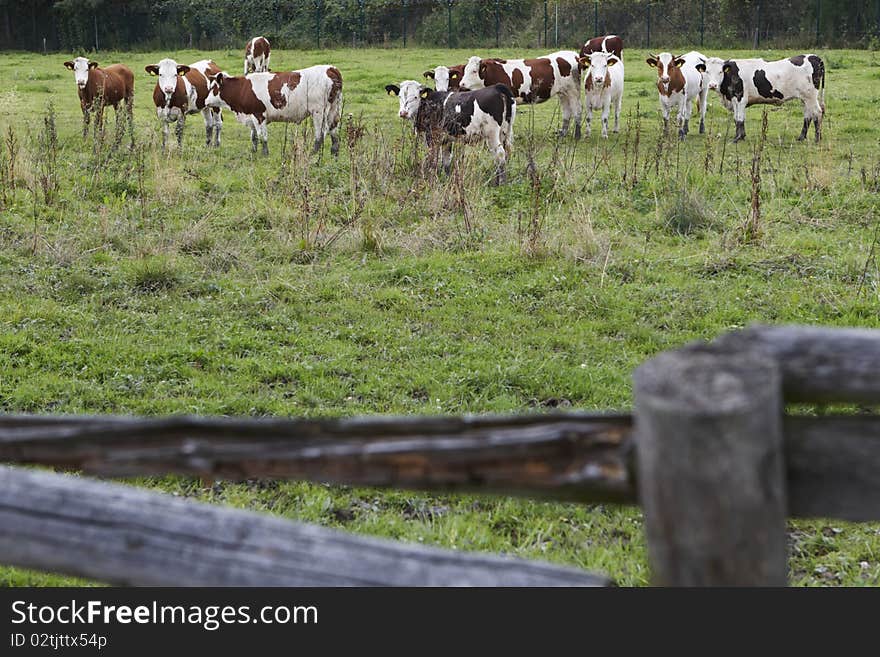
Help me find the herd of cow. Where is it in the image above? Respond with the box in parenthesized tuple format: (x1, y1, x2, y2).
(62, 34, 827, 184)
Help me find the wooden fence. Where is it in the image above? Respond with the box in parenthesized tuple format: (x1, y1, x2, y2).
(1, 324, 879, 586)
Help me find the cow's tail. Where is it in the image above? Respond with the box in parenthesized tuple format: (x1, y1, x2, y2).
(810, 55, 826, 113)
(326, 66, 344, 130)
(493, 83, 515, 101)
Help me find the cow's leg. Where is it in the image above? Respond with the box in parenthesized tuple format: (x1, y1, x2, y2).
(732, 100, 747, 143)
(797, 117, 811, 142)
(176, 114, 185, 149)
(488, 131, 507, 185)
(81, 106, 90, 138)
(329, 123, 340, 157)
(201, 109, 213, 147)
(584, 103, 592, 138)
(161, 119, 169, 150)
(440, 143, 453, 176)
(661, 99, 671, 135)
(614, 94, 622, 134)
(558, 96, 571, 138)
(698, 87, 708, 134)
(678, 96, 693, 141)
(95, 105, 105, 139)
(260, 122, 269, 156)
(601, 98, 611, 139)
(573, 95, 583, 140)
(804, 96, 823, 143)
(311, 111, 326, 154)
(212, 109, 222, 147)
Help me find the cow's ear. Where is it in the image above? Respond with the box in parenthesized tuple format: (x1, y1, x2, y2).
(674, 58, 686, 68)
(145, 65, 159, 76)
(723, 64, 731, 73)
(385, 84, 399, 97)
(63, 60, 74, 70)
(578, 56, 590, 70)
(420, 88, 430, 99)
(450, 71, 459, 80)
(645, 57, 657, 67)
(478, 61, 487, 77)
(696, 62, 707, 73)
(608, 57, 618, 67)
(423, 70, 435, 79)
(177, 65, 190, 76)
(88, 61, 98, 69)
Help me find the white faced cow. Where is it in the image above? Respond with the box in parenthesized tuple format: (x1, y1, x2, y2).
(385, 80, 516, 185)
(205, 66, 343, 156)
(458, 52, 582, 139)
(423, 64, 465, 92)
(704, 55, 826, 142)
(244, 36, 271, 75)
(578, 51, 624, 139)
(63, 57, 134, 138)
(146, 58, 223, 149)
(645, 51, 708, 139)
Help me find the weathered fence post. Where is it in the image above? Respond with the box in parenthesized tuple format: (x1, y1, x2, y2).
(634, 346, 788, 586)
(700, 0, 705, 47)
(447, 0, 454, 48)
(402, 0, 408, 47)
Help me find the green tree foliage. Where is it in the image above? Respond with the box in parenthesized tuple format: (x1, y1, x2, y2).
(1, 0, 878, 52)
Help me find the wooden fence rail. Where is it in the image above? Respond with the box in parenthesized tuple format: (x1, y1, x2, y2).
(1, 324, 879, 586)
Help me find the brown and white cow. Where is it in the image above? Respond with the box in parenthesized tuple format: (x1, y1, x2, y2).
(146, 58, 223, 149)
(63, 57, 134, 138)
(646, 51, 708, 139)
(205, 65, 343, 156)
(244, 36, 271, 75)
(423, 64, 465, 92)
(578, 51, 624, 139)
(579, 34, 624, 59)
(459, 51, 582, 138)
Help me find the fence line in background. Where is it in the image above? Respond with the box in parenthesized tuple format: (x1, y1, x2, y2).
(4, 1, 880, 54)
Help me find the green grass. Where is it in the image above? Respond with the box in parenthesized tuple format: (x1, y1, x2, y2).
(1, 46, 879, 586)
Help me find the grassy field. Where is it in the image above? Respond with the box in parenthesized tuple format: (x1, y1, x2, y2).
(1, 45, 879, 587)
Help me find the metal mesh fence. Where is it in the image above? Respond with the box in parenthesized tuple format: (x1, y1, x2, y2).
(3, 1, 880, 53)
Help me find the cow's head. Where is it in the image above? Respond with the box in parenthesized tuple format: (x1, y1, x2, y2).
(424, 65, 463, 92)
(146, 59, 189, 100)
(703, 57, 727, 92)
(64, 57, 98, 89)
(205, 72, 231, 109)
(385, 80, 428, 120)
(580, 52, 619, 87)
(459, 56, 487, 92)
(646, 53, 684, 88)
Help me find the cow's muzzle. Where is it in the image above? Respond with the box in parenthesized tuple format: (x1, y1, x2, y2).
(660, 76, 670, 84)
(399, 111, 409, 119)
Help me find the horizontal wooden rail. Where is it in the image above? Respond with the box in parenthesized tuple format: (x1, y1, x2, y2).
(2, 411, 879, 521)
(0, 413, 635, 505)
(712, 324, 880, 404)
(0, 466, 611, 587)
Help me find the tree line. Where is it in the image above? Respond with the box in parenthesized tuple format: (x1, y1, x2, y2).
(2, 1, 879, 53)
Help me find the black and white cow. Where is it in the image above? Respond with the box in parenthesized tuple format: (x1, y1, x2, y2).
(704, 54, 825, 143)
(385, 80, 516, 184)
